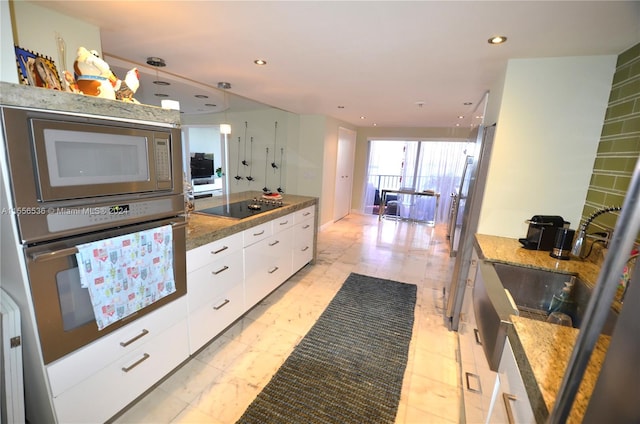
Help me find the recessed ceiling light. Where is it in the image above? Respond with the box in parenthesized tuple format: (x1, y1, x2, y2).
(217, 82, 231, 90)
(458, 115, 464, 119)
(154, 93, 169, 97)
(337, 105, 345, 109)
(488, 35, 507, 45)
(195, 94, 209, 99)
(360, 116, 366, 120)
(204, 103, 217, 107)
(463, 102, 473, 106)
(146, 57, 166, 67)
(153, 80, 170, 86)
(254, 59, 267, 66)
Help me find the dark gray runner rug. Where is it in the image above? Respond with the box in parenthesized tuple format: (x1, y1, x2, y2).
(236, 272, 417, 424)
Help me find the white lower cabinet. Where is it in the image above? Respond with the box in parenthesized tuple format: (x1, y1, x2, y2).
(244, 225, 293, 309)
(187, 207, 315, 353)
(187, 240, 245, 353)
(293, 206, 315, 272)
(48, 297, 189, 423)
(488, 340, 535, 423)
(459, 249, 499, 423)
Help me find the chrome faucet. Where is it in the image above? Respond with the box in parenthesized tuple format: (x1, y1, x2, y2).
(571, 205, 622, 258)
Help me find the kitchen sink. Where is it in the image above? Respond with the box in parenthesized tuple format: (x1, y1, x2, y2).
(473, 261, 617, 371)
(492, 263, 618, 331)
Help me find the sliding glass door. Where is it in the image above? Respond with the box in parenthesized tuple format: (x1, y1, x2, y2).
(364, 139, 470, 223)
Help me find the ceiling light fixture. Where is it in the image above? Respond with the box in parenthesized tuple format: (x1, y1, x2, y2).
(153, 80, 170, 86)
(194, 94, 209, 99)
(146, 57, 166, 67)
(254, 59, 267, 66)
(463, 102, 473, 106)
(219, 83, 232, 135)
(488, 35, 507, 45)
(154, 93, 169, 97)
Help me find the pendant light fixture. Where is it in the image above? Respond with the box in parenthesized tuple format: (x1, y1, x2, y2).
(219, 82, 232, 134)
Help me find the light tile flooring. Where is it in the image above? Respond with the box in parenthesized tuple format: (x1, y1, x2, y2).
(113, 214, 462, 423)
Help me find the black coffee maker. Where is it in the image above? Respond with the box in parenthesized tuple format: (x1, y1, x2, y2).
(519, 215, 569, 251)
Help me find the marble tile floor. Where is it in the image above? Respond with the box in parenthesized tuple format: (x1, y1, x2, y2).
(113, 214, 462, 424)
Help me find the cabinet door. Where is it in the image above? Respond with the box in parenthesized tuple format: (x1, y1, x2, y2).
(488, 340, 535, 423)
(244, 228, 293, 308)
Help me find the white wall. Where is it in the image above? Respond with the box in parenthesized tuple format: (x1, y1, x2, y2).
(8, 1, 102, 81)
(478, 55, 617, 238)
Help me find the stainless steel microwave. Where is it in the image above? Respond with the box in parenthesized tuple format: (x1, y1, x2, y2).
(1, 107, 184, 243)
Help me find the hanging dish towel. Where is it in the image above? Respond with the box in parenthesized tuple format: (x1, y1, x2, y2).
(75, 225, 175, 330)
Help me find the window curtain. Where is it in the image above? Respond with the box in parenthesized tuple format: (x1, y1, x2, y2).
(363, 140, 470, 223)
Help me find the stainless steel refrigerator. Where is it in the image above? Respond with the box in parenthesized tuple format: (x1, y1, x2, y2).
(447, 154, 474, 257)
(446, 124, 496, 330)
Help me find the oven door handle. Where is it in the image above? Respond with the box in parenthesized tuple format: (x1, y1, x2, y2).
(30, 221, 186, 263)
(31, 247, 79, 263)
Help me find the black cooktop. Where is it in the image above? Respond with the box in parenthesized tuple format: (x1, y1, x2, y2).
(197, 199, 284, 220)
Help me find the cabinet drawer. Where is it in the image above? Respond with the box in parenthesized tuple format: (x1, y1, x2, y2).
(52, 319, 189, 423)
(294, 205, 315, 223)
(188, 283, 245, 353)
(47, 296, 187, 397)
(243, 221, 273, 247)
(187, 232, 243, 273)
(272, 212, 294, 233)
(245, 229, 293, 308)
(188, 251, 243, 312)
(293, 220, 314, 271)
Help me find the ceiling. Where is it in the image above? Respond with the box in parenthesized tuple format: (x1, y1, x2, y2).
(33, 1, 640, 128)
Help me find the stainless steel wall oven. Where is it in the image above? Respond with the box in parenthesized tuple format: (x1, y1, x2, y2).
(1, 107, 186, 364)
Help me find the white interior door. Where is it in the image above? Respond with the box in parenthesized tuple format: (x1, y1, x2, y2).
(333, 127, 356, 221)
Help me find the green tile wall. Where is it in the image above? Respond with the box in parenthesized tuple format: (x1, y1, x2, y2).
(579, 42, 640, 238)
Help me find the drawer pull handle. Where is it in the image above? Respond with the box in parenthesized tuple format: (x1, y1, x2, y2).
(121, 353, 150, 372)
(279, 220, 289, 226)
(301, 246, 310, 252)
(302, 224, 311, 229)
(211, 246, 229, 255)
(212, 265, 229, 275)
(120, 329, 149, 347)
(213, 299, 230, 310)
(268, 266, 279, 274)
(303, 212, 311, 216)
(474, 328, 482, 345)
(503, 393, 517, 424)
(465, 372, 482, 394)
(269, 240, 280, 246)
(253, 230, 265, 236)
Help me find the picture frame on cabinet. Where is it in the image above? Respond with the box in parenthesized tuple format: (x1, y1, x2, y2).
(14, 45, 62, 90)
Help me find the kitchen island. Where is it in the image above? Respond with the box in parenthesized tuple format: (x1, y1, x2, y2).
(475, 233, 612, 423)
(187, 191, 318, 250)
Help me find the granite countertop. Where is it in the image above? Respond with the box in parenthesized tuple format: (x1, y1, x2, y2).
(186, 191, 317, 250)
(475, 233, 611, 423)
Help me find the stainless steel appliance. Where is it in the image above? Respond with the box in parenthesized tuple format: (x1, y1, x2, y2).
(1, 106, 186, 364)
(446, 124, 496, 330)
(448, 155, 474, 257)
